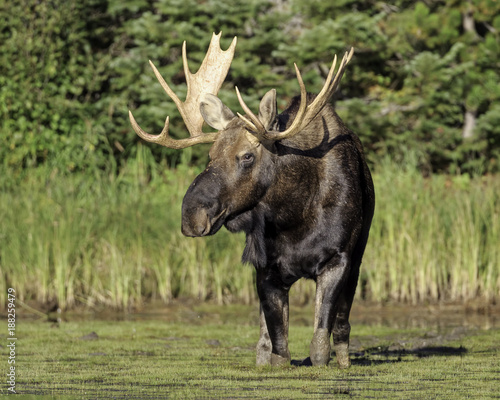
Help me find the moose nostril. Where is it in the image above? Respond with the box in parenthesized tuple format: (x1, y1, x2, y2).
(196, 222, 210, 236)
(182, 208, 211, 237)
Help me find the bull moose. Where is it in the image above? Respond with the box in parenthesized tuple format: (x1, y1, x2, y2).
(129, 32, 375, 368)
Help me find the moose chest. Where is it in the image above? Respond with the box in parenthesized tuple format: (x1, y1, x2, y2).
(241, 208, 344, 285)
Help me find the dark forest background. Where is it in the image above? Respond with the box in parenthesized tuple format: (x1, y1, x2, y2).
(2, 0, 499, 177)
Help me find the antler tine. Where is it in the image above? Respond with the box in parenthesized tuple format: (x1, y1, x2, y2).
(148, 60, 184, 111)
(129, 32, 237, 149)
(182, 40, 191, 89)
(263, 63, 308, 141)
(235, 86, 267, 137)
(314, 54, 338, 109)
(265, 47, 354, 142)
(129, 112, 218, 149)
(328, 47, 354, 95)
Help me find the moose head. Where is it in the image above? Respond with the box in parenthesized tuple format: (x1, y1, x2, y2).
(129, 32, 353, 240)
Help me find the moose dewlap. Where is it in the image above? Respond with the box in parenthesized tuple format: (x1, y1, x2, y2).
(129, 32, 375, 368)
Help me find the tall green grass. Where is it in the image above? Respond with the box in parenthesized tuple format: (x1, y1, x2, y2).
(0, 146, 249, 310)
(1, 149, 499, 309)
(364, 160, 500, 304)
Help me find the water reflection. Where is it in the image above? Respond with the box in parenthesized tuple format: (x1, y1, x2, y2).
(41, 301, 499, 330)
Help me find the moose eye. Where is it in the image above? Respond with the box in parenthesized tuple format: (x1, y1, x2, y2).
(240, 153, 255, 167)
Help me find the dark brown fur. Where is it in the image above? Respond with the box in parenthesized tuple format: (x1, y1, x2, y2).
(182, 94, 375, 367)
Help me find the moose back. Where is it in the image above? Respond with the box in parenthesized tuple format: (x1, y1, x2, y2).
(129, 32, 375, 368)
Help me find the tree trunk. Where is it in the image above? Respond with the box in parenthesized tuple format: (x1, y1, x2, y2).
(463, 1, 477, 37)
(462, 108, 477, 139)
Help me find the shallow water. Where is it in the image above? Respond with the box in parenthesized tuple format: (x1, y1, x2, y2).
(39, 300, 500, 330)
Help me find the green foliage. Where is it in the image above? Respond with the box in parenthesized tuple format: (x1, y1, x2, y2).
(1, 0, 499, 173)
(371, 0, 500, 173)
(0, 0, 114, 172)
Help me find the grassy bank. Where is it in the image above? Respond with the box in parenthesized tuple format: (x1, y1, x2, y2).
(1, 150, 499, 309)
(1, 316, 498, 398)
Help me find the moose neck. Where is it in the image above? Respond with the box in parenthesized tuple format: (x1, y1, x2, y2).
(265, 153, 320, 230)
(230, 151, 323, 270)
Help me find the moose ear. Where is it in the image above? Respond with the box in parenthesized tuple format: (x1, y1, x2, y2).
(258, 89, 278, 130)
(200, 93, 235, 130)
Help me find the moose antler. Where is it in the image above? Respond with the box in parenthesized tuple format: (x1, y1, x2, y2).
(236, 48, 354, 141)
(129, 32, 237, 149)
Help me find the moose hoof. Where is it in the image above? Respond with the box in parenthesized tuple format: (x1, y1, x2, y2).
(310, 328, 331, 366)
(271, 353, 290, 366)
(334, 342, 351, 369)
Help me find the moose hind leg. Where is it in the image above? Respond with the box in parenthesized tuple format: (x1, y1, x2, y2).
(332, 292, 352, 369)
(332, 261, 359, 369)
(310, 254, 351, 367)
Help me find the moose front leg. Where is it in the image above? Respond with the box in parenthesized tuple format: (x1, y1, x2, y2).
(256, 304, 272, 365)
(256, 269, 290, 366)
(310, 254, 351, 367)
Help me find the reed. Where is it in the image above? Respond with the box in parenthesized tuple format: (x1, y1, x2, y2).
(1, 151, 498, 309)
(363, 162, 500, 304)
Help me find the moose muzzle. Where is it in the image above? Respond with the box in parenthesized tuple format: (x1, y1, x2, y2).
(181, 205, 227, 237)
(181, 207, 211, 237)
(181, 168, 227, 237)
